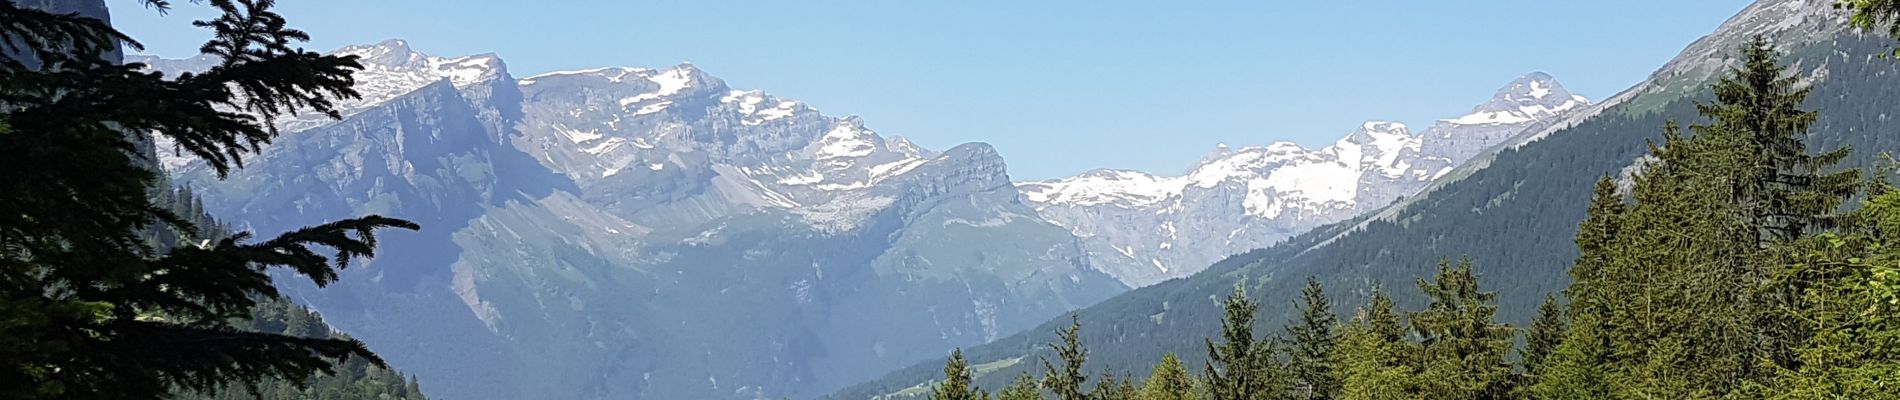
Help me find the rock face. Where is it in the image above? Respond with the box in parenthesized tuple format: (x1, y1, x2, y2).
(159, 41, 1125, 400)
(1018, 74, 1590, 286)
(10, 0, 119, 65)
(143, 27, 1595, 400)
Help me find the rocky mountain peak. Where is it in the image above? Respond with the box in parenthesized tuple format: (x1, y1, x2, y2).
(1346, 121, 1411, 144)
(1443, 72, 1590, 126)
(336, 38, 428, 67)
(1022, 72, 1593, 286)
(1480, 72, 1581, 109)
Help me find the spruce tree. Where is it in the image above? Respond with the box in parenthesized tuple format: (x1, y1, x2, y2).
(1564, 176, 1624, 321)
(1283, 277, 1339, 400)
(1535, 38, 1859, 398)
(280, 304, 317, 337)
(1088, 370, 1136, 400)
(1697, 35, 1858, 245)
(1519, 295, 1566, 380)
(1332, 289, 1410, 400)
(0, 1, 418, 398)
(1526, 177, 1622, 399)
(405, 375, 425, 399)
(1699, 36, 1861, 381)
(1606, 120, 1759, 397)
(1044, 315, 1089, 400)
(1763, 181, 1900, 398)
(1139, 353, 1196, 400)
(999, 372, 1045, 400)
(1205, 283, 1289, 400)
(934, 348, 988, 400)
(1407, 258, 1514, 400)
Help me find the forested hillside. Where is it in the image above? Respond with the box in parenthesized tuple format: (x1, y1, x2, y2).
(169, 298, 428, 400)
(832, 3, 1900, 397)
(148, 188, 428, 400)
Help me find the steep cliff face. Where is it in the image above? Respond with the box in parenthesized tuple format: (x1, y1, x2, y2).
(11, 0, 119, 64)
(835, 2, 1895, 398)
(157, 40, 1126, 400)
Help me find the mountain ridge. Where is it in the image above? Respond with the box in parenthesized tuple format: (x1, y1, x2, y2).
(830, 1, 1892, 398)
(155, 38, 1128, 400)
(1017, 73, 1590, 286)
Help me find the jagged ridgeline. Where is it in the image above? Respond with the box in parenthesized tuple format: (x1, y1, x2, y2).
(153, 37, 1124, 400)
(830, 0, 1899, 397)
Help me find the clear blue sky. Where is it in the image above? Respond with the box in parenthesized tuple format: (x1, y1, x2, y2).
(110, 0, 1753, 180)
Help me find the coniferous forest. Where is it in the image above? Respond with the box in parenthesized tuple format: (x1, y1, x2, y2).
(5, 1, 1900, 400)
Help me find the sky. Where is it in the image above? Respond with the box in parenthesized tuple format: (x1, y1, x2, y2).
(110, 0, 1755, 180)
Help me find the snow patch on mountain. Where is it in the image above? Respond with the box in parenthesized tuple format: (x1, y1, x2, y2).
(1022, 73, 1590, 286)
(1019, 170, 1177, 207)
(327, 39, 505, 126)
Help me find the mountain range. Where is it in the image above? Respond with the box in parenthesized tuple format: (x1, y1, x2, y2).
(1020, 74, 1588, 286)
(832, 0, 1895, 397)
(146, 38, 1131, 399)
(135, 32, 1578, 398)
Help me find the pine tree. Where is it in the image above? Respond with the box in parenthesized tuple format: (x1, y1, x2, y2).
(1407, 258, 1514, 400)
(1700, 36, 1861, 382)
(1697, 36, 1859, 245)
(1527, 177, 1622, 400)
(1611, 119, 1759, 397)
(1332, 289, 1410, 400)
(0, 1, 418, 398)
(280, 304, 318, 338)
(405, 374, 425, 399)
(1044, 315, 1090, 400)
(1204, 283, 1289, 400)
(1283, 277, 1339, 400)
(1564, 176, 1624, 321)
(1139, 353, 1197, 400)
(1532, 38, 1861, 398)
(999, 372, 1045, 400)
(1088, 370, 1136, 400)
(1519, 295, 1566, 380)
(934, 348, 988, 400)
(1763, 181, 1900, 398)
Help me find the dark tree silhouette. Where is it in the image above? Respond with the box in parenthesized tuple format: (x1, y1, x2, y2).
(0, 0, 416, 398)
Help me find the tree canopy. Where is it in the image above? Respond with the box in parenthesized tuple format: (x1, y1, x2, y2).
(0, 0, 416, 398)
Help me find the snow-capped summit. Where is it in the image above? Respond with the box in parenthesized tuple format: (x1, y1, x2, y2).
(507, 56, 969, 232)
(1021, 74, 1589, 287)
(1443, 72, 1589, 126)
(1350, 121, 1411, 139)
(304, 40, 510, 132)
(1413, 73, 1592, 168)
(1021, 118, 1425, 285)
(137, 40, 514, 170)
(147, 38, 1124, 400)
(335, 39, 508, 91)
(1019, 169, 1176, 208)
(335, 39, 427, 66)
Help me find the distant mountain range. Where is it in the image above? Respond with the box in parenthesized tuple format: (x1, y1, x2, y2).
(142, 21, 1587, 400)
(833, 0, 1892, 398)
(145, 38, 1130, 400)
(1020, 73, 1587, 286)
